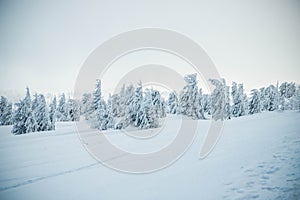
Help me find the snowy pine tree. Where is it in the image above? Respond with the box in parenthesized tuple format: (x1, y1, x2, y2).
(193, 88, 205, 119)
(110, 94, 121, 117)
(31, 93, 39, 131)
(231, 82, 238, 117)
(57, 93, 68, 121)
(12, 87, 36, 134)
(0, 96, 8, 125)
(285, 82, 296, 99)
(161, 98, 167, 118)
(105, 94, 115, 129)
(81, 93, 93, 120)
(279, 82, 296, 110)
(35, 94, 51, 131)
(24, 87, 36, 133)
(96, 98, 108, 130)
(115, 84, 135, 129)
(167, 91, 179, 114)
(202, 94, 211, 115)
(264, 84, 278, 111)
(231, 82, 246, 117)
(138, 89, 159, 129)
(248, 89, 261, 114)
(3, 103, 12, 125)
(0, 96, 12, 125)
(49, 96, 56, 130)
(93, 79, 102, 111)
(32, 93, 39, 113)
(151, 89, 165, 118)
(118, 84, 126, 117)
(90, 80, 115, 130)
(132, 81, 143, 127)
(209, 79, 226, 121)
(291, 85, 300, 110)
(259, 87, 267, 111)
(243, 93, 249, 115)
(179, 74, 200, 118)
(123, 84, 138, 127)
(67, 99, 80, 121)
(12, 101, 26, 134)
(222, 79, 231, 120)
(238, 84, 247, 116)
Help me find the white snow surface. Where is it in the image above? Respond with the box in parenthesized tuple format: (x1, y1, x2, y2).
(0, 111, 299, 200)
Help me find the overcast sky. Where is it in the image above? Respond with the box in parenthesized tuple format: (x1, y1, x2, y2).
(1, 0, 300, 99)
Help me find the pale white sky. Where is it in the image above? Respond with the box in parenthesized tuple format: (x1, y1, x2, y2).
(0, 0, 300, 100)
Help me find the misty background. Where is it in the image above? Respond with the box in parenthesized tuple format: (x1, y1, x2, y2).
(1, 0, 300, 100)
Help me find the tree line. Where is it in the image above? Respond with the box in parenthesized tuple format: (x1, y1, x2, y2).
(0, 74, 299, 134)
(0, 88, 80, 134)
(80, 74, 300, 130)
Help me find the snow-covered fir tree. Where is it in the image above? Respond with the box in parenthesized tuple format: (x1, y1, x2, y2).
(35, 94, 51, 131)
(56, 93, 68, 121)
(231, 81, 238, 116)
(193, 88, 205, 119)
(115, 86, 130, 128)
(248, 89, 261, 114)
(283, 82, 296, 99)
(132, 81, 143, 127)
(81, 93, 93, 120)
(24, 87, 36, 133)
(11, 101, 26, 134)
(96, 98, 108, 130)
(151, 89, 166, 118)
(32, 93, 39, 113)
(93, 79, 102, 111)
(264, 84, 278, 111)
(167, 91, 179, 114)
(0, 96, 12, 125)
(259, 87, 267, 111)
(138, 89, 159, 129)
(291, 85, 300, 110)
(231, 82, 246, 117)
(49, 96, 56, 130)
(118, 84, 126, 117)
(202, 94, 211, 115)
(161, 98, 167, 118)
(105, 94, 115, 129)
(179, 73, 202, 119)
(238, 84, 247, 116)
(222, 79, 231, 120)
(4, 103, 12, 125)
(279, 82, 296, 110)
(0, 96, 8, 122)
(110, 94, 121, 117)
(90, 79, 103, 128)
(67, 99, 80, 121)
(279, 82, 288, 110)
(31, 93, 39, 131)
(243, 93, 249, 115)
(231, 82, 242, 117)
(90, 80, 115, 130)
(209, 79, 226, 121)
(12, 87, 36, 134)
(123, 84, 138, 127)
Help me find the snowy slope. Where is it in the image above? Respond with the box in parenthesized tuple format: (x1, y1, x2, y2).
(0, 111, 299, 200)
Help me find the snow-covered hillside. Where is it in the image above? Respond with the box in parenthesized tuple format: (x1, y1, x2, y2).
(0, 111, 299, 200)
